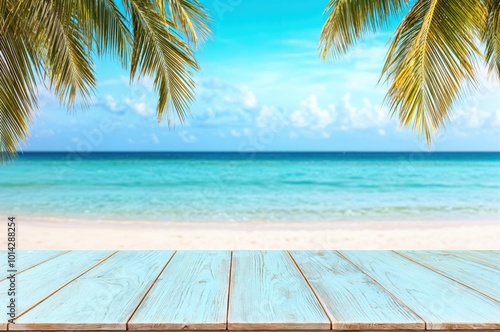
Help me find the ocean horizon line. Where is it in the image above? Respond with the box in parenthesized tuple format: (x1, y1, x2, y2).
(14, 150, 500, 154)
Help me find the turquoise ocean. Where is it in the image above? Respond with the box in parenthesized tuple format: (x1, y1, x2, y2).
(1, 152, 499, 222)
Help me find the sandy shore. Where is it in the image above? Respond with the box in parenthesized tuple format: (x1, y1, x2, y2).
(5, 217, 500, 250)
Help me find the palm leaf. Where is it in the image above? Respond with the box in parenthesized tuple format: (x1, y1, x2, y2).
(127, 0, 198, 124)
(0, 31, 39, 160)
(320, 0, 410, 60)
(162, 0, 211, 46)
(75, 0, 132, 66)
(484, 0, 500, 77)
(16, 0, 97, 109)
(1, 0, 210, 159)
(381, 0, 485, 143)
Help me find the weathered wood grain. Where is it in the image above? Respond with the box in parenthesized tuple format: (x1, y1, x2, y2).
(290, 251, 424, 330)
(228, 251, 330, 330)
(340, 251, 500, 330)
(20, 330, 500, 332)
(1, 251, 68, 280)
(12, 251, 174, 331)
(1, 251, 113, 330)
(397, 251, 500, 301)
(447, 251, 500, 270)
(129, 251, 231, 330)
(4, 250, 500, 332)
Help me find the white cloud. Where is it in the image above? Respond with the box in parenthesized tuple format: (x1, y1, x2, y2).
(195, 79, 259, 126)
(104, 95, 119, 111)
(493, 110, 500, 126)
(125, 97, 154, 116)
(256, 105, 288, 129)
(240, 85, 257, 108)
(290, 110, 309, 127)
(453, 107, 493, 128)
(339, 94, 388, 129)
(179, 131, 197, 143)
(256, 94, 392, 138)
(301, 95, 335, 130)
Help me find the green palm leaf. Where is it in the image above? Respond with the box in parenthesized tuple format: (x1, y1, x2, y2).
(484, 0, 500, 77)
(0, 31, 39, 159)
(0, 0, 210, 160)
(382, 0, 485, 143)
(320, 0, 492, 144)
(320, 0, 410, 60)
(164, 0, 211, 46)
(127, 0, 198, 123)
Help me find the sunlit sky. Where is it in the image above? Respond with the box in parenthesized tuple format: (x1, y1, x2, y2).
(25, 1, 500, 152)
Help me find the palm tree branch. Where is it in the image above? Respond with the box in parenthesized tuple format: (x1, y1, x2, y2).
(320, 0, 410, 60)
(163, 0, 211, 46)
(127, 0, 198, 124)
(74, 0, 132, 66)
(483, 0, 500, 77)
(0, 30, 39, 160)
(381, 0, 485, 143)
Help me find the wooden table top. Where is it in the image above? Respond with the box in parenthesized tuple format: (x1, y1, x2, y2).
(1, 250, 499, 331)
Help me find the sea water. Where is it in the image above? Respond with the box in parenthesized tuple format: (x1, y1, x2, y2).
(1, 152, 499, 222)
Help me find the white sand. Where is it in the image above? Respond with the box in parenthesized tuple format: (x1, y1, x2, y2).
(6, 217, 500, 250)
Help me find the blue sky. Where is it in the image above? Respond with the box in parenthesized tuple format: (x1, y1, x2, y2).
(25, 1, 500, 152)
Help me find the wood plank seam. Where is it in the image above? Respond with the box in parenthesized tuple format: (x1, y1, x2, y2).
(447, 252, 500, 272)
(287, 251, 333, 330)
(335, 251, 428, 329)
(392, 251, 500, 304)
(126, 250, 178, 330)
(225, 250, 234, 331)
(0, 251, 70, 282)
(228, 251, 331, 330)
(6, 251, 118, 330)
(18, 330, 500, 332)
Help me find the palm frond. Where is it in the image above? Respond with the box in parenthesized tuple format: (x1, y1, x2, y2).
(163, 0, 211, 46)
(14, 0, 97, 109)
(0, 32, 39, 160)
(43, 1, 97, 109)
(382, 0, 485, 143)
(75, 0, 132, 66)
(484, 0, 500, 77)
(320, 0, 410, 60)
(0, 0, 210, 159)
(0, 0, 6, 22)
(127, 0, 198, 124)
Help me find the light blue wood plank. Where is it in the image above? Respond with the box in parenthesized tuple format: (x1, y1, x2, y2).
(13, 250, 174, 331)
(0, 250, 113, 330)
(0, 250, 68, 280)
(448, 251, 500, 270)
(397, 251, 500, 302)
(129, 251, 231, 330)
(341, 250, 500, 330)
(291, 251, 424, 330)
(228, 251, 330, 330)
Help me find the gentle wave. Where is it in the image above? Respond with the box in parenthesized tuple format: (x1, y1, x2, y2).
(1, 152, 499, 222)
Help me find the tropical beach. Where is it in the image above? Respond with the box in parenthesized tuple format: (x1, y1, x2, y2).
(3, 152, 500, 249)
(1, 1, 500, 330)
(1, 0, 500, 251)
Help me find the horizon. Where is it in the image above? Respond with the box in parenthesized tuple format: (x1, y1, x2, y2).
(14, 150, 500, 153)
